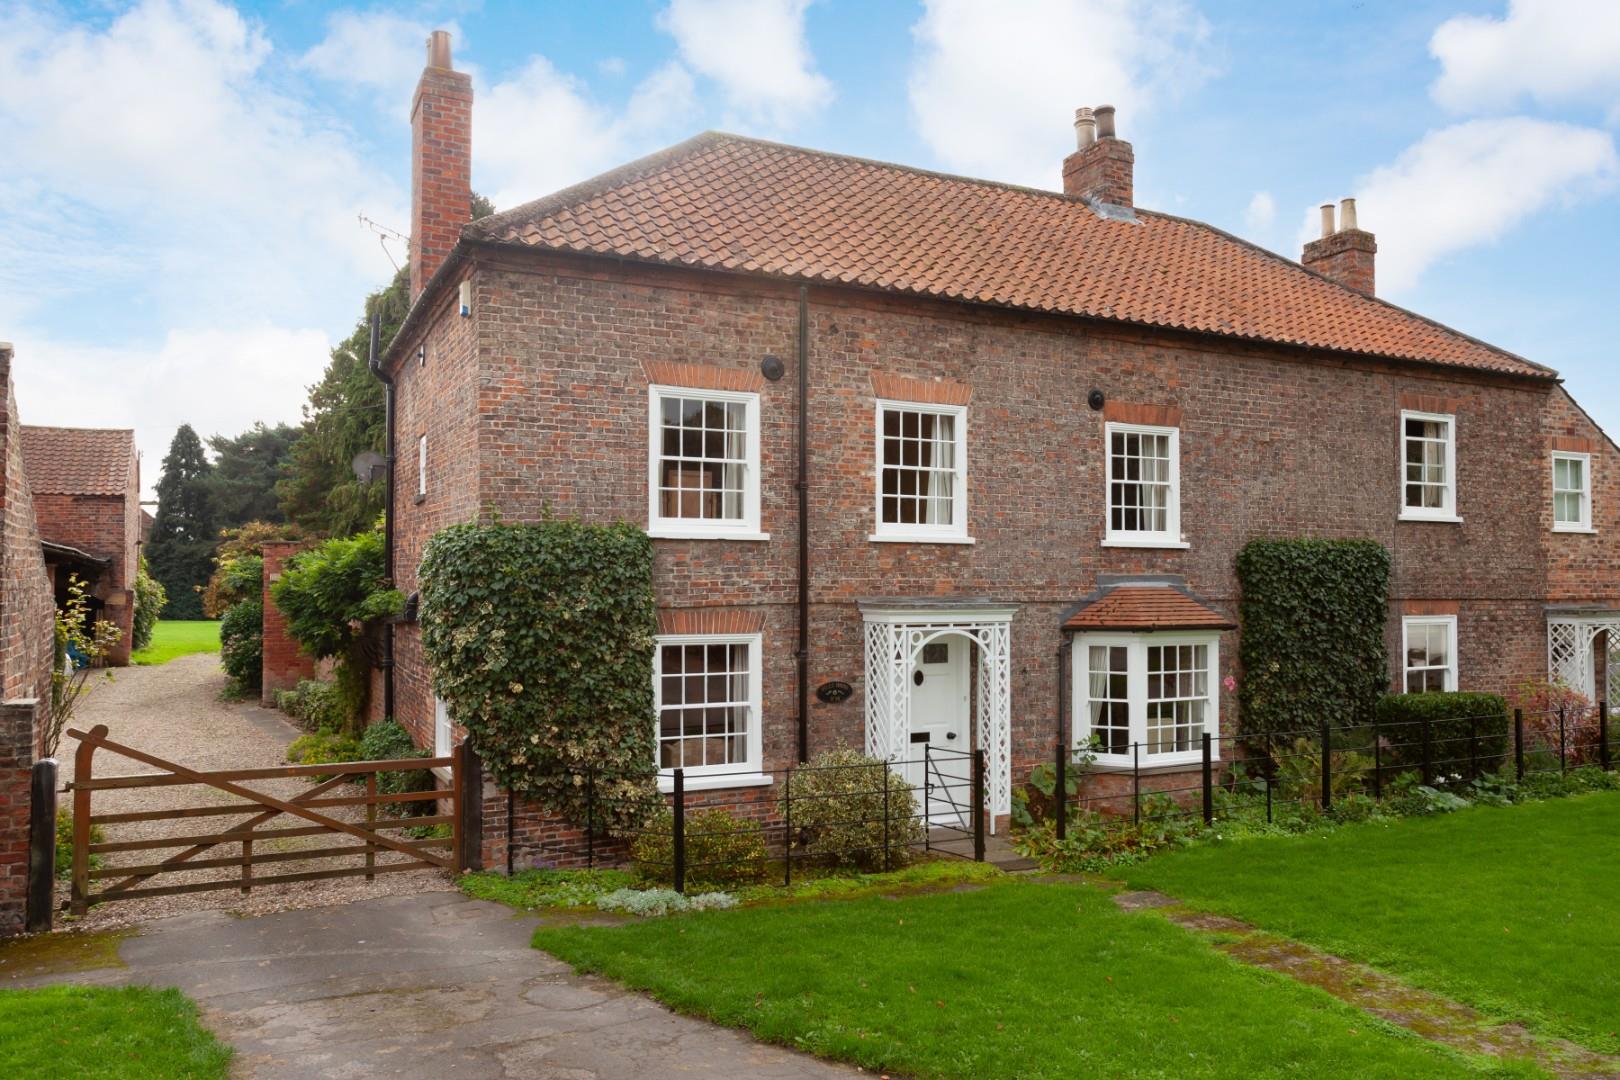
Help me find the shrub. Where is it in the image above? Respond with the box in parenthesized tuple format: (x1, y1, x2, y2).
(1509, 678, 1600, 765)
(360, 718, 435, 805)
(1236, 539, 1390, 738)
(218, 599, 263, 691)
(287, 729, 363, 768)
(1374, 692, 1509, 776)
(632, 807, 768, 887)
(276, 679, 347, 732)
(131, 556, 166, 651)
(595, 887, 736, 917)
(54, 809, 104, 878)
(780, 748, 925, 871)
(419, 519, 659, 834)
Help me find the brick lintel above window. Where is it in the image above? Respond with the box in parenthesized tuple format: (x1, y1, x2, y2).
(869, 372, 971, 406)
(1398, 391, 1461, 415)
(1102, 401, 1183, 428)
(641, 359, 765, 394)
(656, 608, 767, 636)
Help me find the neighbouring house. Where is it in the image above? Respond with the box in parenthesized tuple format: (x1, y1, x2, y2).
(381, 33, 1618, 863)
(20, 425, 141, 666)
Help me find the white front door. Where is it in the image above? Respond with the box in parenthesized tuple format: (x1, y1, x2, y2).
(903, 636, 971, 826)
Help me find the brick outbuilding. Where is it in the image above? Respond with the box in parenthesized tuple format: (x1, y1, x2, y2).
(380, 34, 1618, 863)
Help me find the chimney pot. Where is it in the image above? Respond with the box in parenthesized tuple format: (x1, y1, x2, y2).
(1339, 197, 1358, 232)
(1094, 104, 1117, 139)
(1074, 106, 1096, 150)
(426, 29, 452, 69)
(1318, 203, 1336, 238)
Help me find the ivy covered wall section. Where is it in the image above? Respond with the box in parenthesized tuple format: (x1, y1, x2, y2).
(1235, 538, 1391, 737)
(418, 520, 660, 834)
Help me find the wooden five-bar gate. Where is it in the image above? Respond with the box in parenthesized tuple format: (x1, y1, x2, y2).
(65, 724, 468, 916)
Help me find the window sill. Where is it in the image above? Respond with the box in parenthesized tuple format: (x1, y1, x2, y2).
(658, 772, 775, 794)
(414, 494, 426, 505)
(648, 528, 771, 542)
(1552, 526, 1598, 535)
(1088, 757, 1214, 775)
(1101, 537, 1190, 550)
(1398, 513, 1463, 524)
(868, 533, 976, 545)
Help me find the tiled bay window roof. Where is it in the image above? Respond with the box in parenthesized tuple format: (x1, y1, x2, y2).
(1062, 585, 1235, 633)
(471, 132, 1552, 381)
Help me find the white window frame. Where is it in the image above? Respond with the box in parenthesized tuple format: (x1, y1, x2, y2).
(1399, 410, 1459, 522)
(431, 696, 455, 782)
(1551, 451, 1594, 533)
(1071, 631, 1220, 768)
(1400, 615, 1457, 693)
(417, 434, 428, 498)
(653, 631, 771, 792)
(869, 398, 972, 544)
(1102, 422, 1186, 549)
(647, 385, 766, 540)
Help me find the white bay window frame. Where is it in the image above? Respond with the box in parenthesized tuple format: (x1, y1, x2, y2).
(1399, 410, 1459, 522)
(1401, 615, 1457, 693)
(647, 384, 765, 541)
(870, 398, 971, 544)
(653, 632, 770, 792)
(1072, 631, 1220, 768)
(1551, 451, 1593, 533)
(1102, 422, 1186, 549)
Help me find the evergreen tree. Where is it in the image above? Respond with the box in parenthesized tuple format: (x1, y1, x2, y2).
(205, 421, 300, 529)
(146, 425, 216, 619)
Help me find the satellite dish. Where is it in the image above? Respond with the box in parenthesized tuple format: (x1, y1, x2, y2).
(351, 451, 386, 484)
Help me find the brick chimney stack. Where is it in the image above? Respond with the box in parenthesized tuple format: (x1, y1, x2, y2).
(1302, 197, 1376, 296)
(1063, 104, 1134, 209)
(410, 30, 473, 301)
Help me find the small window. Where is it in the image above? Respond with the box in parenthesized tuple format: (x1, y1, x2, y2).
(648, 386, 761, 538)
(654, 633, 762, 778)
(1104, 423, 1181, 546)
(434, 696, 454, 758)
(1401, 616, 1456, 693)
(417, 434, 428, 497)
(1400, 410, 1456, 519)
(1552, 452, 1592, 532)
(1075, 632, 1219, 766)
(872, 400, 969, 541)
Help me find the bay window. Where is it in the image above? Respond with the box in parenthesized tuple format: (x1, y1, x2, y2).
(1074, 632, 1220, 766)
(648, 385, 763, 539)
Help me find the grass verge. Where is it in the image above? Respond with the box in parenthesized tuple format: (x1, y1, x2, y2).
(131, 620, 220, 665)
(1124, 791, 1620, 1053)
(0, 985, 232, 1077)
(533, 879, 1541, 1079)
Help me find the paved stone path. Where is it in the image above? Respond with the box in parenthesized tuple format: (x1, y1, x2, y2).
(14, 891, 858, 1079)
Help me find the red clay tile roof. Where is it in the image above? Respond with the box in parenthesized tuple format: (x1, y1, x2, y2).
(472, 133, 1550, 380)
(1063, 586, 1235, 632)
(20, 426, 136, 497)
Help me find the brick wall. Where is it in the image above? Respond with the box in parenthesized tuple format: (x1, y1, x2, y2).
(0, 348, 56, 935)
(33, 492, 136, 664)
(260, 541, 315, 703)
(1541, 386, 1620, 606)
(386, 253, 1602, 860)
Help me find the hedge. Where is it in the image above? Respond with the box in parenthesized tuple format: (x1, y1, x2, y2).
(360, 718, 435, 805)
(1236, 538, 1390, 737)
(1374, 692, 1510, 776)
(418, 519, 659, 834)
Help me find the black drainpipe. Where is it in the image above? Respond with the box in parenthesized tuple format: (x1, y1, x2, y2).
(367, 312, 396, 722)
(796, 285, 810, 764)
(1056, 629, 1073, 840)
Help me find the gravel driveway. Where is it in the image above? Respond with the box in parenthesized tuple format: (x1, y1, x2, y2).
(57, 653, 453, 929)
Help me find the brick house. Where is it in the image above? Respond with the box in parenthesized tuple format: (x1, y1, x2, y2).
(19, 425, 141, 666)
(381, 35, 1617, 859)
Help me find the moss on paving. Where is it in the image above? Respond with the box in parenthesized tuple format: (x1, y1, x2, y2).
(0, 928, 130, 978)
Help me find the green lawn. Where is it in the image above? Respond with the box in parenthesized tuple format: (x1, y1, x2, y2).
(130, 620, 220, 665)
(0, 985, 232, 1078)
(534, 879, 1539, 1079)
(1125, 792, 1620, 1053)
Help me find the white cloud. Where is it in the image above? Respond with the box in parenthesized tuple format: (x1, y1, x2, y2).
(1244, 190, 1276, 231)
(1431, 0, 1620, 116)
(300, 10, 459, 103)
(476, 59, 697, 210)
(1296, 118, 1617, 294)
(658, 0, 831, 127)
(10, 325, 332, 500)
(907, 0, 1213, 188)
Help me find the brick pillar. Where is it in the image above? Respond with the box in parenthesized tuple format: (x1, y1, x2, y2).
(261, 541, 315, 704)
(0, 698, 40, 937)
(103, 589, 134, 666)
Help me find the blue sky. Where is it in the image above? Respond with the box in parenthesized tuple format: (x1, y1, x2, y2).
(2, 0, 1617, 496)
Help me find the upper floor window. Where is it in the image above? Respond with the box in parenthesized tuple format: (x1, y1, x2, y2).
(647, 386, 762, 539)
(653, 633, 762, 781)
(417, 434, 428, 498)
(872, 400, 969, 542)
(1401, 616, 1456, 692)
(1552, 451, 1592, 532)
(1400, 410, 1456, 520)
(1104, 423, 1182, 547)
(1074, 632, 1219, 768)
